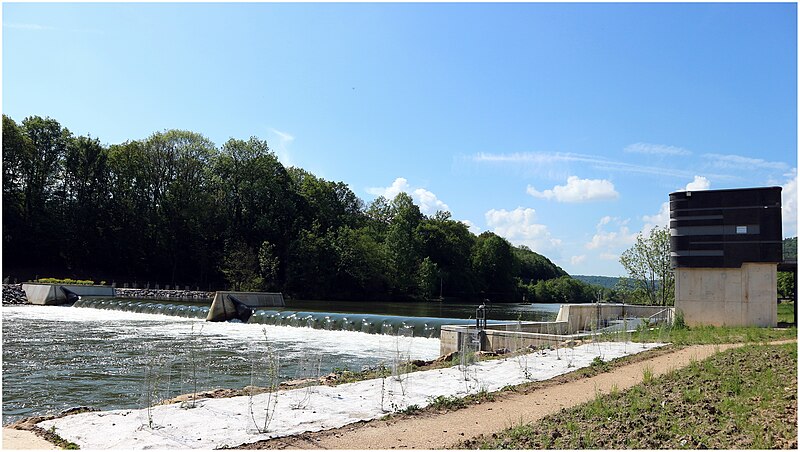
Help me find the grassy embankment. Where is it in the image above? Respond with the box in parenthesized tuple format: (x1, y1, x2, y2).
(461, 303, 798, 450)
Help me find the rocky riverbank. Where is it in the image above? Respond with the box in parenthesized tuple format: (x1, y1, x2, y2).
(114, 287, 214, 300)
(1, 284, 216, 305)
(2, 284, 28, 305)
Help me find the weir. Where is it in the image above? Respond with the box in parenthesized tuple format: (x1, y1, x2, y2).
(206, 291, 285, 322)
(71, 298, 479, 337)
(22, 283, 115, 305)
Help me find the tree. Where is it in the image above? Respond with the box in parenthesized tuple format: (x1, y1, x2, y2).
(417, 257, 440, 300)
(417, 211, 476, 298)
(212, 137, 299, 286)
(62, 135, 111, 271)
(384, 193, 423, 294)
(619, 225, 674, 306)
(778, 272, 794, 300)
(2, 115, 33, 265)
(472, 232, 517, 300)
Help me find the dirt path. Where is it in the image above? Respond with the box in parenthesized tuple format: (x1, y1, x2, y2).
(2, 428, 61, 450)
(248, 341, 796, 450)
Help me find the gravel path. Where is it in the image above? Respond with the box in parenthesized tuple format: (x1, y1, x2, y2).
(243, 341, 796, 450)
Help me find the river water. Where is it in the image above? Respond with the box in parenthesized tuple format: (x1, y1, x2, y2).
(1, 299, 560, 424)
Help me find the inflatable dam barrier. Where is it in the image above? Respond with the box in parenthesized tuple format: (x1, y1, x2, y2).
(206, 291, 285, 322)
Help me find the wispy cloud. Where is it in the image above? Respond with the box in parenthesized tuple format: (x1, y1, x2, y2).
(624, 142, 692, 156)
(703, 153, 788, 171)
(3, 23, 54, 31)
(3, 22, 103, 34)
(269, 128, 294, 166)
(527, 176, 619, 203)
(469, 151, 704, 180)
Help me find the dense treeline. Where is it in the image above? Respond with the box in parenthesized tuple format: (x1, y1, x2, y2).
(2, 114, 604, 302)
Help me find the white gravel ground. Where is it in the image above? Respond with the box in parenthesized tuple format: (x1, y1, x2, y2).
(39, 341, 664, 449)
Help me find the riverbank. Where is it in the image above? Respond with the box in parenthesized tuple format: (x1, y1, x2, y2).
(36, 341, 664, 449)
(236, 339, 798, 450)
(0, 284, 215, 305)
(2, 283, 28, 305)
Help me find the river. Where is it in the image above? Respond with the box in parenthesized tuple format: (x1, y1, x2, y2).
(1, 299, 560, 424)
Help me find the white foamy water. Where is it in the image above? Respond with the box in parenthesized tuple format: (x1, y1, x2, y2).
(2, 305, 440, 423)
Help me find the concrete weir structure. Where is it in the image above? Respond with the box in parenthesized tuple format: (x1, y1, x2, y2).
(21, 283, 115, 305)
(206, 291, 285, 322)
(439, 303, 673, 355)
(670, 187, 782, 327)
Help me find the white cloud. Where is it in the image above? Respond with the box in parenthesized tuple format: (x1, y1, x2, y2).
(485, 207, 561, 253)
(367, 177, 410, 200)
(459, 219, 481, 235)
(527, 176, 619, 203)
(570, 255, 587, 265)
(624, 142, 691, 156)
(269, 128, 295, 166)
(685, 175, 711, 191)
(703, 153, 788, 171)
(599, 252, 619, 261)
(366, 178, 450, 215)
(413, 188, 449, 215)
(586, 217, 636, 251)
(783, 171, 797, 237)
(641, 201, 670, 236)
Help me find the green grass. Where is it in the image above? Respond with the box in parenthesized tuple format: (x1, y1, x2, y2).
(778, 302, 795, 324)
(428, 395, 468, 411)
(461, 343, 798, 449)
(631, 323, 796, 346)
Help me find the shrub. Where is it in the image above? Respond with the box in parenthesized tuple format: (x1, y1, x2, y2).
(36, 277, 95, 285)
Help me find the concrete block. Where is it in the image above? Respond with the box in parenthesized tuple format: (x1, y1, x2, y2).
(22, 284, 115, 305)
(206, 291, 285, 322)
(675, 265, 777, 327)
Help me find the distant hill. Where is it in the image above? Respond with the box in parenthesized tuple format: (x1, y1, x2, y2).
(572, 275, 620, 289)
(784, 237, 797, 260)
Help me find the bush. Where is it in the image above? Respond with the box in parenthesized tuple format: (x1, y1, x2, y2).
(36, 277, 95, 285)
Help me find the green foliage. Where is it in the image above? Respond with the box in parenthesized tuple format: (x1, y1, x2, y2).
(514, 245, 567, 284)
(631, 323, 796, 345)
(783, 237, 797, 260)
(416, 257, 439, 299)
(530, 276, 603, 304)
(619, 226, 674, 306)
(36, 277, 95, 285)
(777, 302, 795, 324)
(778, 272, 794, 299)
(472, 232, 517, 299)
(572, 275, 620, 289)
(3, 113, 574, 301)
(427, 394, 468, 410)
(673, 309, 687, 330)
(590, 356, 608, 371)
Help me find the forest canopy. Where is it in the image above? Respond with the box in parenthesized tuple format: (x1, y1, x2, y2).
(2, 114, 606, 302)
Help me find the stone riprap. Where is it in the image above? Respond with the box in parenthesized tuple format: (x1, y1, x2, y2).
(114, 287, 214, 300)
(2, 284, 28, 305)
(2, 284, 214, 304)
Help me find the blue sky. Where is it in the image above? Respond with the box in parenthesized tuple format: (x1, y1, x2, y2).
(3, 2, 797, 277)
